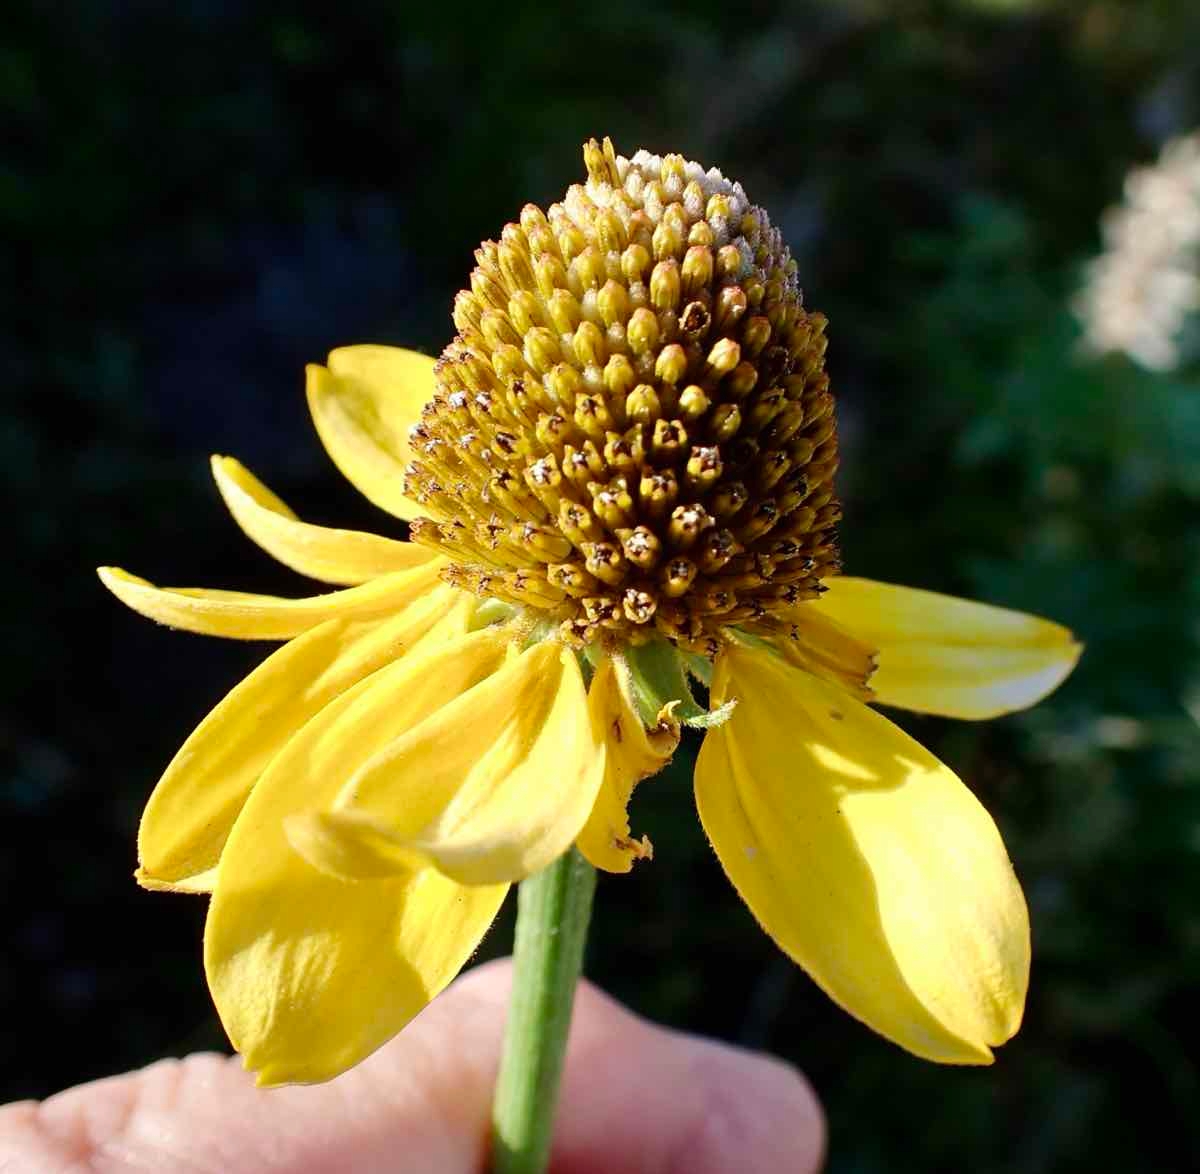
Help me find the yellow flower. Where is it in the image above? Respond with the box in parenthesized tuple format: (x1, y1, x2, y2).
(100, 139, 1080, 1086)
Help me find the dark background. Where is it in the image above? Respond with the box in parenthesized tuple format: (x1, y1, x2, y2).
(5, 1, 1200, 1170)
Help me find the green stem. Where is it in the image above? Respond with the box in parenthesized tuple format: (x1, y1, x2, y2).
(490, 847, 597, 1174)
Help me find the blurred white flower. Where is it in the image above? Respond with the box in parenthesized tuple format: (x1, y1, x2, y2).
(1075, 132, 1200, 371)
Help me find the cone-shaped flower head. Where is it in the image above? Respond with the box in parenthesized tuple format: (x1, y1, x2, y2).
(406, 138, 840, 654)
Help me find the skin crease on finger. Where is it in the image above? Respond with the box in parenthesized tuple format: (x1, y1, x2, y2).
(0, 958, 826, 1174)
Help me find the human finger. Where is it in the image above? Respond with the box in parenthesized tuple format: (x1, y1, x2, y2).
(0, 957, 823, 1173)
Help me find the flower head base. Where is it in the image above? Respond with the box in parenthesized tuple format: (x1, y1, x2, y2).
(406, 138, 840, 654)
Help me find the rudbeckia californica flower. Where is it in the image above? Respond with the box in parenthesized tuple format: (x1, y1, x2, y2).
(100, 139, 1080, 1086)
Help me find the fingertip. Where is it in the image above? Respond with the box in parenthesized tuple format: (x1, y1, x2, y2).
(659, 1040, 826, 1174)
(551, 979, 826, 1174)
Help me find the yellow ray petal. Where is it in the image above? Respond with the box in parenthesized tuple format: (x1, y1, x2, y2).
(136, 867, 218, 894)
(97, 557, 444, 640)
(320, 643, 604, 886)
(211, 455, 429, 585)
(137, 584, 473, 891)
(283, 808, 426, 880)
(808, 576, 1082, 719)
(575, 654, 679, 873)
(204, 625, 515, 1084)
(696, 642, 1030, 1065)
(769, 607, 878, 700)
(306, 346, 436, 522)
(212, 861, 505, 1087)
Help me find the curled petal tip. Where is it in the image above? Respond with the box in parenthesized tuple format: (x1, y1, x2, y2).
(97, 565, 136, 590)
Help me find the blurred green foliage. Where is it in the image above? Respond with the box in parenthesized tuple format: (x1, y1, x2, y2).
(4, 0, 1199, 1169)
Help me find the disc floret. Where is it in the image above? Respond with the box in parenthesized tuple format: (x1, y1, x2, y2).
(405, 138, 841, 655)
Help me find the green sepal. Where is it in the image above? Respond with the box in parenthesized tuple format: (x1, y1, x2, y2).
(681, 651, 714, 687)
(679, 696, 738, 729)
(624, 640, 734, 730)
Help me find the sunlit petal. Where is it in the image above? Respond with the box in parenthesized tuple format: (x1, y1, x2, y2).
(284, 808, 426, 880)
(136, 867, 218, 894)
(575, 654, 678, 873)
(204, 625, 514, 1084)
(769, 606, 878, 700)
(326, 643, 604, 886)
(136, 585, 473, 890)
(97, 558, 444, 640)
(210, 860, 505, 1087)
(211, 455, 428, 585)
(696, 641, 1030, 1065)
(809, 576, 1081, 719)
(306, 346, 436, 522)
